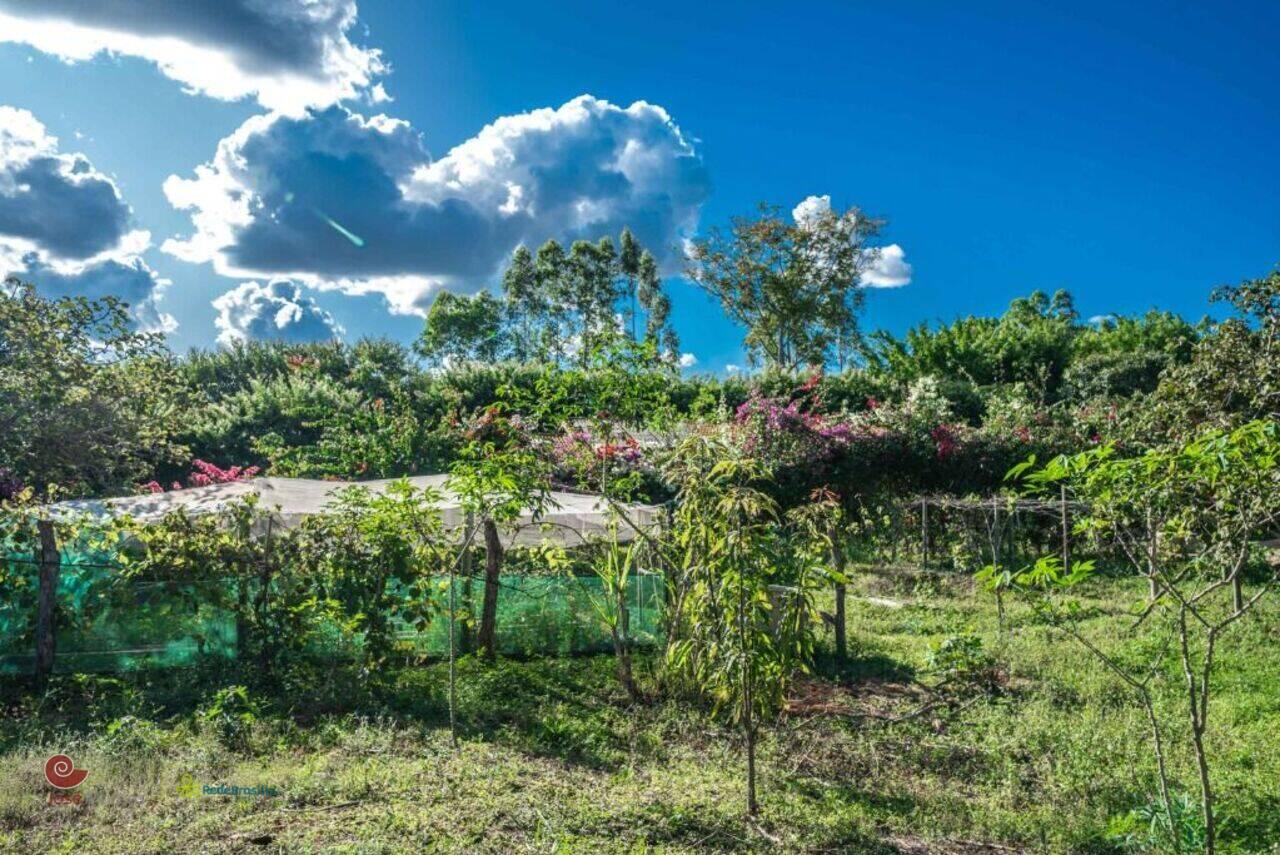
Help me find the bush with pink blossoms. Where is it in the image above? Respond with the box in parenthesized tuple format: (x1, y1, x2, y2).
(550, 427, 649, 493)
(138, 460, 260, 494)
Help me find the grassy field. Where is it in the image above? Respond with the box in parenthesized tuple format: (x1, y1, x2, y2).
(2, 569, 1278, 853)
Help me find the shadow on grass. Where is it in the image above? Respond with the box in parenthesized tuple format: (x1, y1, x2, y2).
(1, 651, 663, 772)
(812, 650, 916, 686)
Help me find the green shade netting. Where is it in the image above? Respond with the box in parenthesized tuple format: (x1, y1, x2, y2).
(0, 548, 664, 674)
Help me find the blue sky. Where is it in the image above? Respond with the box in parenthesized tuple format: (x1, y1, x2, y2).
(0, 1, 1276, 373)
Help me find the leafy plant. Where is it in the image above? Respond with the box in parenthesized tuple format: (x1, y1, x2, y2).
(998, 419, 1280, 853)
(1108, 792, 1208, 855)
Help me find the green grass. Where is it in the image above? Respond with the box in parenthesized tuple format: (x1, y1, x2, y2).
(2, 570, 1278, 853)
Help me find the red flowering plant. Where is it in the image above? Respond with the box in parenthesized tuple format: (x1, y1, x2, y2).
(139, 459, 260, 494)
(550, 426, 648, 494)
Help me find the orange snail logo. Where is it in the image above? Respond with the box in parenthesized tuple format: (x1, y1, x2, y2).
(45, 755, 88, 790)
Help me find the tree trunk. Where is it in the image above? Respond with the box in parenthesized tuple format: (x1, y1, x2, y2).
(34, 519, 59, 690)
(830, 533, 848, 660)
(477, 519, 504, 658)
(448, 553, 458, 747)
(1178, 610, 1217, 854)
(1191, 719, 1216, 854)
(612, 612, 639, 702)
(739, 581, 758, 817)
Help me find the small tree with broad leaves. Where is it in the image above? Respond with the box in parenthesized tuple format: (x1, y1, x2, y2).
(997, 419, 1280, 854)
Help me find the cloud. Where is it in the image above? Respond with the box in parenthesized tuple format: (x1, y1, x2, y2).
(0, 106, 130, 258)
(0, 0, 382, 113)
(212, 279, 342, 346)
(792, 194, 912, 288)
(791, 194, 834, 227)
(861, 243, 912, 288)
(163, 95, 710, 316)
(677, 352, 697, 368)
(0, 106, 172, 330)
(4, 250, 175, 333)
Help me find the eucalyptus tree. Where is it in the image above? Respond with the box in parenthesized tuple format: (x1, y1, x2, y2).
(619, 227, 643, 340)
(501, 245, 550, 362)
(686, 202, 882, 371)
(499, 232, 678, 366)
(637, 251, 679, 357)
(561, 238, 622, 366)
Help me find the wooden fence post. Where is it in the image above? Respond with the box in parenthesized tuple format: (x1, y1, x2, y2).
(34, 519, 59, 689)
(991, 497, 1000, 568)
(460, 511, 474, 654)
(1060, 484, 1069, 574)
(920, 499, 930, 569)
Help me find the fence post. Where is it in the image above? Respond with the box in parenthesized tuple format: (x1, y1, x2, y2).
(460, 511, 474, 654)
(1060, 484, 1069, 574)
(34, 519, 59, 689)
(991, 497, 1000, 569)
(920, 499, 930, 569)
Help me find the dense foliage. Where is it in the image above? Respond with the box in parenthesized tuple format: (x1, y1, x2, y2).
(4, 209, 1279, 851)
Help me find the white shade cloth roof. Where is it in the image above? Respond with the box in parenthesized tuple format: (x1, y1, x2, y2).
(51, 476, 661, 548)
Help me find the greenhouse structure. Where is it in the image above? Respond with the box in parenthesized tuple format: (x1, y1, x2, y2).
(2, 477, 665, 675)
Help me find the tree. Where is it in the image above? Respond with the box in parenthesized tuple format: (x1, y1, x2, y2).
(447, 406, 552, 658)
(686, 202, 881, 371)
(867, 289, 1082, 404)
(662, 435, 824, 817)
(619, 227, 643, 340)
(502, 245, 552, 362)
(302, 481, 448, 675)
(416, 291, 507, 367)
(0, 277, 186, 497)
(637, 251, 679, 357)
(1141, 267, 1280, 443)
(559, 238, 622, 366)
(1002, 419, 1280, 853)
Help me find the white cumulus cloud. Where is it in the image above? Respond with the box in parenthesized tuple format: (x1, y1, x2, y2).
(792, 194, 912, 288)
(0, 0, 383, 114)
(163, 96, 709, 316)
(212, 279, 343, 346)
(791, 193, 835, 227)
(0, 105, 131, 258)
(678, 353, 697, 368)
(0, 105, 173, 330)
(861, 243, 912, 288)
